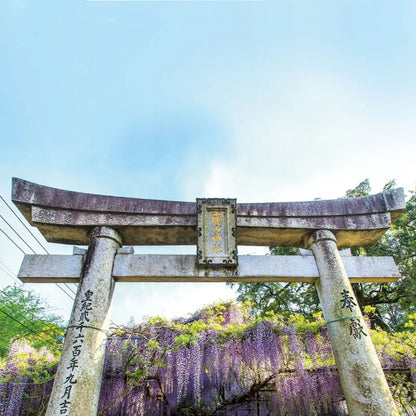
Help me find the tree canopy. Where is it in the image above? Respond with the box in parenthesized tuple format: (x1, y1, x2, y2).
(0, 285, 65, 356)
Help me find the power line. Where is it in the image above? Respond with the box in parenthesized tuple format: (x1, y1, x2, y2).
(0, 306, 57, 348)
(0, 214, 38, 254)
(0, 196, 77, 298)
(0, 225, 26, 254)
(0, 225, 76, 299)
(0, 296, 60, 346)
(0, 302, 59, 346)
(0, 259, 22, 285)
(64, 284, 77, 296)
(59, 283, 76, 297)
(55, 283, 76, 299)
(0, 238, 75, 300)
(0, 225, 75, 299)
(0, 195, 49, 253)
(0, 259, 20, 278)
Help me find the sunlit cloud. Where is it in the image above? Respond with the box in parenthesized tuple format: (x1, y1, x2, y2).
(187, 70, 416, 203)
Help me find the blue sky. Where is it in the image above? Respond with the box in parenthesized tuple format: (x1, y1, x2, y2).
(0, 0, 415, 324)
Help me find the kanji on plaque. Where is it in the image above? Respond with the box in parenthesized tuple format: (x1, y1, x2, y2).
(197, 199, 237, 266)
(212, 211, 223, 224)
(211, 211, 224, 253)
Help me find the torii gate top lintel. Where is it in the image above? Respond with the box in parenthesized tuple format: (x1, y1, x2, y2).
(12, 177, 405, 248)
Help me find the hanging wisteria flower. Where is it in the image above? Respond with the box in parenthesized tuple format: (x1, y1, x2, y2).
(1, 303, 415, 415)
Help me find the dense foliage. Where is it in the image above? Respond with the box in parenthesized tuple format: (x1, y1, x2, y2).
(0, 285, 65, 357)
(349, 181, 416, 330)
(1, 302, 415, 415)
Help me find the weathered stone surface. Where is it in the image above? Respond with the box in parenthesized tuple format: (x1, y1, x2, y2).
(19, 254, 84, 282)
(45, 227, 122, 416)
(12, 178, 405, 247)
(305, 230, 399, 416)
(72, 246, 87, 255)
(18, 253, 400, 283)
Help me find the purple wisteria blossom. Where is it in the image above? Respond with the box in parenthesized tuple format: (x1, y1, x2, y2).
(1, 304, 414, 415)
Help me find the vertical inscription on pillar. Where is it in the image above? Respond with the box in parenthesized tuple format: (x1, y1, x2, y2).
(197, 198, 237, 266)
(338, 289, 368, 340)
(59, 290, 94, 415)
(340, 289, 357, 312)
(349, 319, 367, 339)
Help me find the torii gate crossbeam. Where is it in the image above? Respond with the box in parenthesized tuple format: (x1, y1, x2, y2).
(12, 178, 405, 416)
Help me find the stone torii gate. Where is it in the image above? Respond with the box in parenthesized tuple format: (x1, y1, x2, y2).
(12, 178, 406, 416)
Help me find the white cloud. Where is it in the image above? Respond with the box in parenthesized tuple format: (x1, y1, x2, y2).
(185, 70, 416, 203)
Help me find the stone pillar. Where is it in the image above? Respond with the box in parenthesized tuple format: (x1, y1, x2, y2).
(304, 230, 398, 416)
(46, 227, 122, 416)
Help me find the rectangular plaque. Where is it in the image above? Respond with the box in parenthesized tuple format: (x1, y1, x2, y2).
(197, 198, 237, 266)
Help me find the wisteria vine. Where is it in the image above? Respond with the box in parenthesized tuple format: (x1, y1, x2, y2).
(1, 302, 415, 415)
